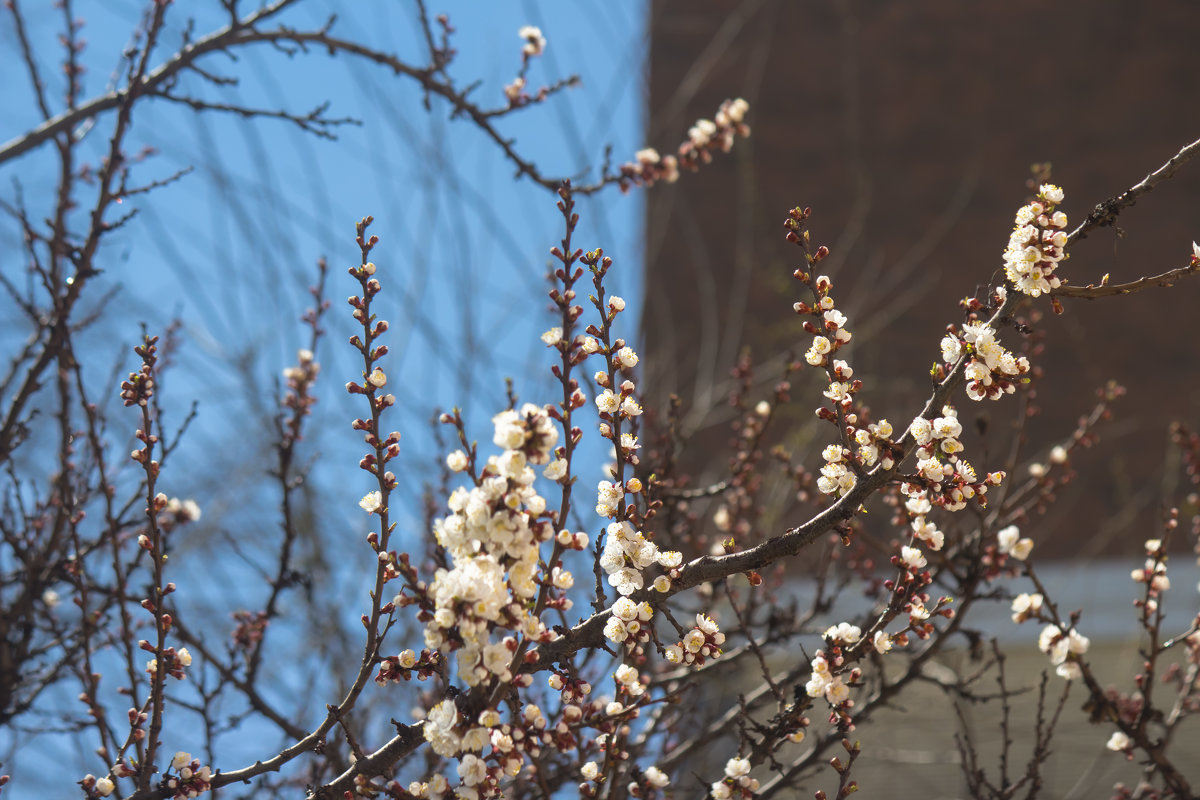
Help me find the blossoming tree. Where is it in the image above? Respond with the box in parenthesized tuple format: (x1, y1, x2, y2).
(3, 3, 1200, 800)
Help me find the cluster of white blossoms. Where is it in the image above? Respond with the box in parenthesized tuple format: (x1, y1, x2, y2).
(504, 26, 547, 104)
(424, 404, 566, 689)
(595, 520, 681, 599)
(1106, 730, 1133, 753)
(854, 418, 894, 469)
(590, 335, 684, 606)
(941, 317, 1030, 401)
(86, 752, 213, 799)
(1010, 591, 1044, 623)
(621, 98, 749, 189)
(1027, 443, 1070, 479)
(583, 760, 671, 795)
(802, 622, 888, 710)
(156, 495, 202, 531)
(614, 662, 646, 699)
(815, 433, 855, 499)
(419, 669, 628, 798)
(518, 25, 546, 57)
(715, 97, 750, 131)
(804, 653, 850, 706)
(628, 147, 681, 185)
(1133, 538, 1169, 589)
(163, 752, 213, 800)
(902, 489, 945, 552)
(799, 275, 852, 367)
(596, 487, 682, 600)
(688, 97, 750, 151)
(1132, 538, 1171, 614)
(996, 524, 1034, 561)
(710, 756, 759, 800)
(424, 699, 465, 758)
(688, 120, 717, 149)
(144, 645, 192, 681)
(886, 409, 1003, 661)
(1003, 183, 1068, 297)
(633, 766, 670, 794)
(603, 595, 655, 645)
(491, 403, 559, 464)
(803, 278, 882, 501)
(815, 416, 894, 499)
(420, 701, 543, 783)
(662, 613, 725, 666)
(1037, 623, 1091, 680)
(906, 406, 1003, 513)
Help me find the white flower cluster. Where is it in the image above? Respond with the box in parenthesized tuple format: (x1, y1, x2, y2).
(163, 752, 213, 799)
(596, 518, 680, 600)
(595, 381, 642, 425)
(716, 97, 750, 128)
(906, 406, 1001, 513)
(160, 496, 202, 524)
(805, 653, 850, 706)
(1010, 592, 1043, 623)
(1003, 183, 1068, 297)
(456, 754, 488, 790)
(591, 337, 681, 601)
(629, 146, 680, 185)
(363, 676, 559, 791)
(997, 525, 1034, 561)
(359, 490, 382, 514)
(421, 703, 540, 782)
(900, 545, 927, 570)
(603, 596, 654, 645)
(622, 98, 748, 188)
(816, 417, 893, 499)
(1027, 443, 1070, 479)
(1106, 730, 1132, 752)
(403, 774, 451, 798)
(801, 277, 852, 367)
(816, 442, 855, 498)
(897, 408, 1004, 617)
(1132, 538, 1171, 612)
(1038, 623, 1090, 680)
(662, 613, 725, 666)
(425, 404, 565, 688)
(711, 756, 758, 800)
(492, 403, 559, 465)
(424, 698, 464, 757)
(634, 766, 670, 793)
(589, 335, 640, 445)
(614, 663, 646, 698)
(854, 418, 894, 469)
(503, 76, 526, 103)
(518, 25, 546, 57)
(943, 320, 1030, 401)
(824, 622, 861, 647)
(144, 646, 192, 681)
(688, 97, 749, 151)
(446, 449, 469, 472)
(801, 622, 887, 709)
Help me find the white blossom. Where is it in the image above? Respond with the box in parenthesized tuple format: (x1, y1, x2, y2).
(519, 25, 546, 56)
(359, 491, 382, 514)
(1106, 731, 1131, 751)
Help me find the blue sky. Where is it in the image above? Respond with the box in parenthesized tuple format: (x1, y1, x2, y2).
(0, 1, 648, 788)
(2, 1, 651, 535)
(2, 0, 648, 436)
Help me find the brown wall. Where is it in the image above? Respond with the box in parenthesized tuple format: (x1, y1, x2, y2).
(643, 0, 1200, 559)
